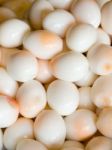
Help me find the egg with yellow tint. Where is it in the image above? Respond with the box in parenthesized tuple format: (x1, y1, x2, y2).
(16, 80, 47, 118)
(65, 109, 97, 141)
(91, 75, 112, 108)
(23, 30, 63, 59)
(88, 44, 112, 75)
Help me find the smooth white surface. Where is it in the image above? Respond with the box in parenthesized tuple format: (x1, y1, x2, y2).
(0, 95, 19, 128)
(43, 9, 75, 37)
(50, 51, 89, 82)
(4, 117, 34, 150)
(47, 80, 79, 116)
(65, 109, 97, 141)
(6, 50, 38, 82)
(66, 23, 97, 53)
(34, 110, 66, 150)
(71, 0, 101, 28)
(23, 30, 63, 59)
(91, 75, 112, 108)
(0, 19, 30, 48)
(16, 80, 47, 118)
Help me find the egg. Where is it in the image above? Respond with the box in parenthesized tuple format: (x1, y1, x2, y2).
(16, 80, 47, 118)
(96, 108, 112, 138)
(101, 1, 112, 35)
(6, 50, 38, 82)
(0, 67, 18, 97)
(50, 51, 89, 82)
(96, 0, 110, 8)
(47, 79, 79, 116)
(61, 140, 84, 149)
(0, 19, 30, 48)
(34, 110, 66, 150)
(91, 75, 112, 108)
(4, 117, 34, 150)
(23, 30, 63, 59)
(66, 23, 97, 53)
(88, 44, 112, 75)
(65, 109, 97, 141)
(43, 9, 75, 37)
(16, 139, 48, 150)
(0, 129, 3, 150)
(0, 94, 19, 128)
(71, 0, 101, 28)
(85, 136, 112, 150)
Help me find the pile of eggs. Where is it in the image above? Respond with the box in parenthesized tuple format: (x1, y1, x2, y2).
(0, 0, 112, 149)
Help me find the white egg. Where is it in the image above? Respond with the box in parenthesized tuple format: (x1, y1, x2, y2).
(50, 51, 89, 82)
(96, 28, 111, 45)
(29, 0, 54, 29)
(75, 69, 98, 87)
(96, 108, 112, 138)
(47, 80, 79, 116)
(36, 59, 54, 84)
(0, 67, 18, 97)
(43, 9, 75, 37)
(66, 23, 97, 53)
(78, 87, 95, 111)
(101, 1, 112, 35)
(4, 117, 34, 150)
(88, 44, 112, 75)
(71, 0, 101, 28)
(0, 95, 19, 128)
(16, 139, 48, 150)
(16, 80, 47, 118)
(96, 0, 110, 8)
(0, 19, 30, 48)
(0, 7, 16, 23)
(23, 30, 63, 59)
(85, 136, 112, 150)
(6, 50, 38, 82)
(48, 0, 73, 9)
(34, 110, 66, 150)
(91, 75, 112, 108)
(65, 109, 97, 141)
(0, 129, 3, 150)
(62, 140, 84, 149)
